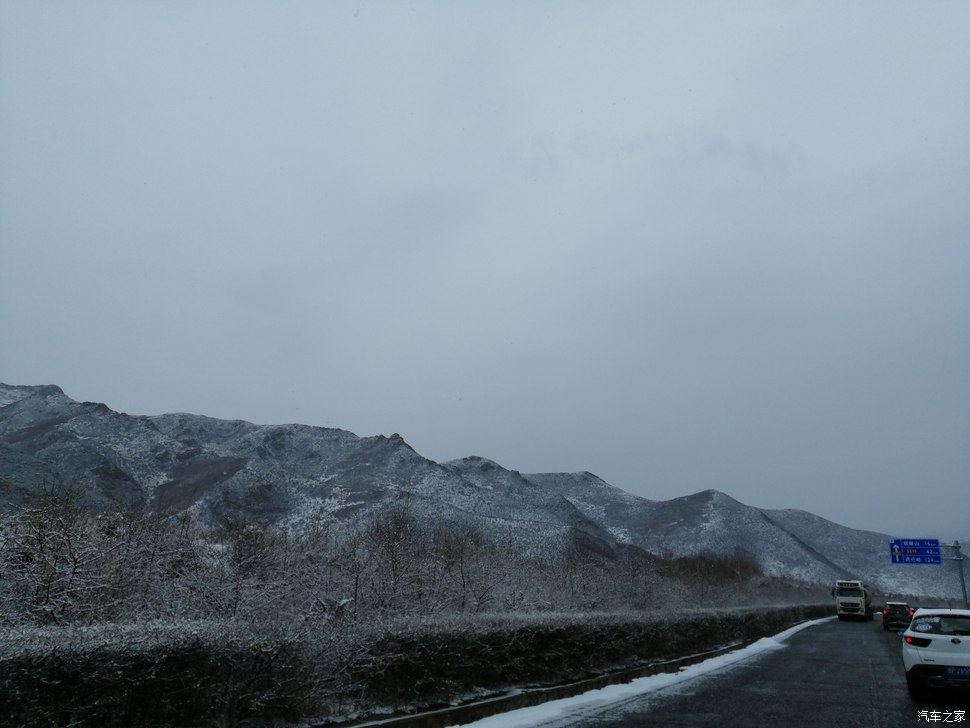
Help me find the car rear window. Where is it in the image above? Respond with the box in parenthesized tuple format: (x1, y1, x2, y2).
(910, 615, 970, 636)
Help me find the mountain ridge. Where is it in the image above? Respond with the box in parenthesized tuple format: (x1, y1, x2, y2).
(0, 383, 956, 596)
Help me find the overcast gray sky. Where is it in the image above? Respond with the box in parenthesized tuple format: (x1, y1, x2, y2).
(2, 2, 968, 540)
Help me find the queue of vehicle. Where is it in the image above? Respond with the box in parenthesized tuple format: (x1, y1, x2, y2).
(833, 580, 968, 704)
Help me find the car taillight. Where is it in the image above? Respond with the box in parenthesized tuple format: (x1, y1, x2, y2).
(882, 609, 888, 615)
(905, 636, 932, 648)
(908, 610, 914, 616)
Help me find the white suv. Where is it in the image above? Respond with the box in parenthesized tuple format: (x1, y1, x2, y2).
(901, 608, 970, 702)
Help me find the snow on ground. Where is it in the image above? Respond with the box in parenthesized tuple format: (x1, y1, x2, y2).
(448, 617, 834, 728)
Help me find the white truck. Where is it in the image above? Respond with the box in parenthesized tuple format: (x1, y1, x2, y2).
(831, 579, 873, 621)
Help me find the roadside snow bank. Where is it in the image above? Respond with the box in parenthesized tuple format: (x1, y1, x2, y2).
(450, 617, 832, 728)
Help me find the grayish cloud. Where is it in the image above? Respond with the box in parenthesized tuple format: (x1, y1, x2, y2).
(2, 2, 968, 540)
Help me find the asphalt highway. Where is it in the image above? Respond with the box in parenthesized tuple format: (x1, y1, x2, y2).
(547, 616, 967, 728)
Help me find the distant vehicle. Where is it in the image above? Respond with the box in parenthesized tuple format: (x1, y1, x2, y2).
(831, 579, 873, 620)
(882, 602, 915, 631)
(901, 608, 970, 702)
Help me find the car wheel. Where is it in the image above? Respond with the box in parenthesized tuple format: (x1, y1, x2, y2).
(907, 675, 929, 703)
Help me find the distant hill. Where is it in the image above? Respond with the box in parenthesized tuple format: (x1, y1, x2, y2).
(0, 383, 956, 597)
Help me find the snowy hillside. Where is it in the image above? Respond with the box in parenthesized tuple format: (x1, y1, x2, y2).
(0, 383, 956, 596)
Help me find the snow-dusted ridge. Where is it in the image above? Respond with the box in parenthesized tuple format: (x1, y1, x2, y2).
(0, 383, 955, 595)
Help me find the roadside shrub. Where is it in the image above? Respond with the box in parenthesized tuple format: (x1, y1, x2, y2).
(0, 607, 831, 726)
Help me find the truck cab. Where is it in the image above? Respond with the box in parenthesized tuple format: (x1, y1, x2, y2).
(832, 579, 873, 621)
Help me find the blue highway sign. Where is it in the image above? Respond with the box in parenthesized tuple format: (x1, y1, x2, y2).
(890, 538, 942, 565)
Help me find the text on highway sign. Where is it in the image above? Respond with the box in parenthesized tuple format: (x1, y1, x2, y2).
(890, 538, 942, 565)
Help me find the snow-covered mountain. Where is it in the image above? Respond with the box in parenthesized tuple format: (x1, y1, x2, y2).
(0, 383, 956, 596)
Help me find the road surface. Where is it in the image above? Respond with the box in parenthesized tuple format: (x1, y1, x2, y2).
(529, 616, 967, 727)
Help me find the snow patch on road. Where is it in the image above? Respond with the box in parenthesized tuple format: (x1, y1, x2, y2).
(450, 617, 834, 728)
